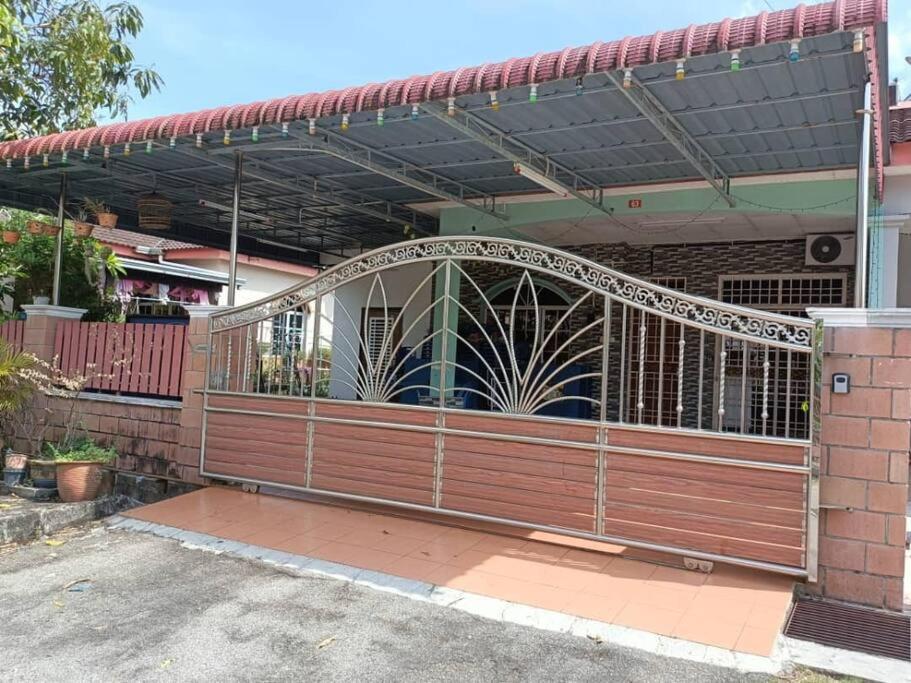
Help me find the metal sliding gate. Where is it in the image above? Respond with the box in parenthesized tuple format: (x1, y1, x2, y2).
(201, 237, 821, 579)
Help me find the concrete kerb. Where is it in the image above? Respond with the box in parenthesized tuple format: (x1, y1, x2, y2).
(106, 515, 787, 677)
(0, 496, 134, 545)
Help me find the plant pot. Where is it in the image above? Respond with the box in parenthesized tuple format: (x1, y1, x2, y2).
(3, 468, 25, 487)
(2, 230, 19, 244)
(33, 295, 50, 305)
(56, 461, 104, 502)
(73, 221, 94, 238)
(28, 458, 57, 489)
(4, 452, 28, 470)
(26, 220, 48, 235)
(41, 223, 60, 237)
(95, 212, 117, 229)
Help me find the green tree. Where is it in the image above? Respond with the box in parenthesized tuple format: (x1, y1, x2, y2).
(1, 209, 125, 320)
(0, 1, 162, 139)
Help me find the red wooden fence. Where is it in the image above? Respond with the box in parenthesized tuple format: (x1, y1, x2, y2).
(0, 319, 25, 352)
(54, 321, 187, 399)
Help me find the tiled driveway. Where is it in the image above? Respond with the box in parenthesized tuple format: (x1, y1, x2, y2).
(124, 487, 794, 656)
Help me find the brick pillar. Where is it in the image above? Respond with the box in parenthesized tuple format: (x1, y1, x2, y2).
(20, 305, 86, 361)
(809, 309, 910, 611)
(173, 305, 227, 485)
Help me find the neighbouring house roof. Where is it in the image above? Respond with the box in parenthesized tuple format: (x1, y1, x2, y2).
(117, 256, 244, 286)
(92, 226, 201, 252)
(889, 102, 911, 143)
(0, 0, 890, 257)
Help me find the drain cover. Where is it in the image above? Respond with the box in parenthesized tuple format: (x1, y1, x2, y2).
(785, 598, 911, 661)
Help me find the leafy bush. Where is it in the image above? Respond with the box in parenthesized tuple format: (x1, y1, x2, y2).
(46, 439, 116, 464)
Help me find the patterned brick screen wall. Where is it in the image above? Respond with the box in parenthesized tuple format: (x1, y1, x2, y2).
(812, 327, 910, 610)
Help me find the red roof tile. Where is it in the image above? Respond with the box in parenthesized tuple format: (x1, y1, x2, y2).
(92, 226, 202, 252)
(0, 0, 886, 160)
(890, 103, 911, 143)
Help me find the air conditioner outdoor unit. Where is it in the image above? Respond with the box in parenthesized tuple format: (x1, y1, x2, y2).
(805, 234, 855, 266)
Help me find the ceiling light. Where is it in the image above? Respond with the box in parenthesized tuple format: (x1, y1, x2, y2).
(513, 162, 569, 197)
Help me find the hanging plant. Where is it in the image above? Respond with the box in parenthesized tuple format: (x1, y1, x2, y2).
(26, 209, 55, 236)
(82, 197, 117, 229)
(72, 209, 94, 238)
(0, 208, 19, 244)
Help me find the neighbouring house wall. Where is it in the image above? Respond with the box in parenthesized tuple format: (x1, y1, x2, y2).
(328, 263, 434, 400)
(180, 258, 308, 307)
(812, 325, 910, 610)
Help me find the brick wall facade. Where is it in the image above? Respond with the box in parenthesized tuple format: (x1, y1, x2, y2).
(812, 326, 910, 610)
(42, 395, 187, 480)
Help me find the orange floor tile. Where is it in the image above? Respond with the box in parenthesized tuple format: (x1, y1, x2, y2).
(124, 487, 795, 657)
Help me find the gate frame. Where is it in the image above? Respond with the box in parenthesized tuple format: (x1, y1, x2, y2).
(201, 236, 822, 580)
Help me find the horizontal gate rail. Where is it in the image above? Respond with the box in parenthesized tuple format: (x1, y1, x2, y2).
(201, 236, 821, 579)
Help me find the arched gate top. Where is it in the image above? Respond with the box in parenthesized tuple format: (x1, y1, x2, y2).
(210, 237, 815, 350)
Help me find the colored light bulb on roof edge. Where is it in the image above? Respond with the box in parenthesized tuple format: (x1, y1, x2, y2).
(730, 50, 741, 72)
(145, 140, 153, 154)
(5, 159, 11, 168)
(123, 142, 131, 156)
(103, 145, 110, 159)
(622, 68, 632, 89)
(284, 121, 292, 137)
(23, 156, 30, 170)
(195, 134, 203, 148)
(411, 104, 419, 120)
(42, 153, 49, 167)
(489, 91, 499, 111)
(675, 59, 685, 80)
(169, 137, 176, 150)
(789, 39, 800, 62)
(447, 96, 456, 116)
(223, 129, 231, 145)
(377, 108, 384, 126)
(575, 77, 584, 95)
(251, 126, 259, 142)
(529, 84, 538, 103)
(341, 113, 350, 131)
(853, 30, 864, 53)
(61, 150, 68, 164)
(307, 119, 316, 136)
(83, 148, 89, 159)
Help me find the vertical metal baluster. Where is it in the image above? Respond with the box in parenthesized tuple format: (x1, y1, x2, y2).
(596, 297, 611, 537)
(676, 335, 685, 428)
(310, 298, 322, 399)
(253, 321, 263, 394)
(762, 345, 770, 436)
(718, 338, 727, 429)
(298, 309, 307, 397)
(657, 317, 666, 427)
(226, 335, 233, 393)
(740, 340, 749, 434)
(618, 305, 627, 423)
(636, 320, 646, 424)
(697, 329, 705, 430)
(242, 324, 251, 393)
(434, 259, 452, 508)
(278, 315, 287, 395)
(307, 298, 321, 489)
(785, 349, 792, 439)
(771, 348, 780, 436)
(214, 334, 224, 391)
(265, 319, 274, 395)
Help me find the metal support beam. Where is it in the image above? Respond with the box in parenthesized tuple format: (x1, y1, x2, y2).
(421, 102, 609, 216)
(605, 70, 735, 207)
(51, 173, 67, 306)
(228, 152, 242, 307)
(854, 80, 873, 308)
(177, 144, 436, 236)
(231, 130, 508, 221)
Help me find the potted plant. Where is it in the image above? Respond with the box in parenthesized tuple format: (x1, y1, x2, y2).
(0, 339, 39, 487)
(83, 198, 117, 229)
(26, 209, 55, 236)
(0, 208, 19, 244)
(48, 440, 116, 502)
(72, 209, 94, 238)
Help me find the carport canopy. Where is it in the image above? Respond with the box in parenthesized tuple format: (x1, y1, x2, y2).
(0, 0, 889, 268)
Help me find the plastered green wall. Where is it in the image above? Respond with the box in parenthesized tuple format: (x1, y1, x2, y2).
(439, 179, 856, 237)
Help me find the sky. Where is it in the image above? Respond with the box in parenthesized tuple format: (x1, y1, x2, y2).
(123, 0, 911, 122)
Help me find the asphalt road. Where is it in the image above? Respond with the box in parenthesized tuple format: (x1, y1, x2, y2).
(0, 523, 772, 682)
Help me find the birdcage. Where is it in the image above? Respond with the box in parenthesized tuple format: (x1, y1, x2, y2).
(137, 193, 172, 230)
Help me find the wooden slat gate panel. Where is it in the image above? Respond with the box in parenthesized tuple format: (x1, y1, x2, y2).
(0, 319, 25, 351)
(202, 394, 811, 576)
